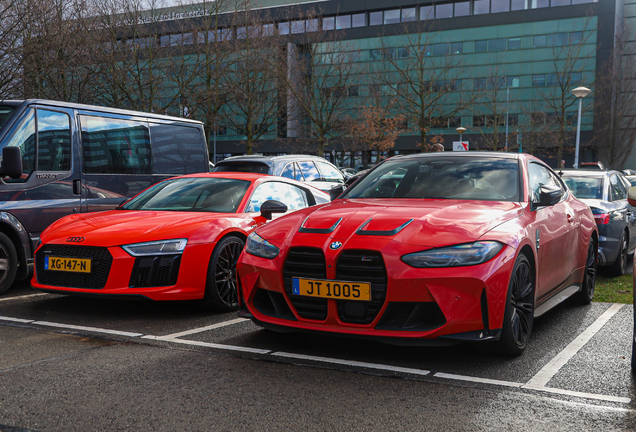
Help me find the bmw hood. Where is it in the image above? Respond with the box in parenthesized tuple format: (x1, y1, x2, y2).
(258, 198, 524, 249)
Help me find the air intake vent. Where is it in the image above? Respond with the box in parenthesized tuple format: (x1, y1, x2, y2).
(283, 247, 327, 320)
(36, 245, 113, 289)
(129, 255, 181, 287)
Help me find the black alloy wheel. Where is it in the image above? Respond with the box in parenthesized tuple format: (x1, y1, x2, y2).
(0, 232, 18, 295)
(610, 231, 628, 276)
(495, 254, 535, 356)
(201, 236, 245, 312)
(575, 239, 597, 304)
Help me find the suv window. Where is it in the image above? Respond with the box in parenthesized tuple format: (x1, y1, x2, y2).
(528, 162, 564, 203)
(0, 106, 15, 129)
(3, 108, 36, 181)
(213, 161, 270, 174)
(315, 161, 344, 182)
(610, 174, 627, 201)
(81, 116, 151, 174)
(37, 109, 71, 171)
(297, 161, 320, 181)
(150, 123, 206, 174)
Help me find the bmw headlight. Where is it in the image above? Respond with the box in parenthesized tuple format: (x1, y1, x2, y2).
(246, 232, 279, 259)
(122, 239, 188, 256)
(401, 241, 504, 268)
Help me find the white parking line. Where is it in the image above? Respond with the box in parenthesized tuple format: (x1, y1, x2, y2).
(0, 293, 49, 302)
(434, 372, 522, 388)
(167, 338, 271, 354)
(143, 318, 248, 340)
(523, 384, 631, 404)
(272, 352, 431, 376)
(0, 315, 34, 323)
(31, 321, 144, 337)
(525, 303, 624, 388)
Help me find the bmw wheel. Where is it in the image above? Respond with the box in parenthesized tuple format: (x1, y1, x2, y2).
(495, 254, 535, 356)
(201, 235, 245, 312)
(575, 239, 597, 304)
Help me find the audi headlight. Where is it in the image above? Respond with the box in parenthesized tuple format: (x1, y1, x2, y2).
(401, 241, 504, 268)
(246, 232, 279, 259)
(122, 239, 188, 256)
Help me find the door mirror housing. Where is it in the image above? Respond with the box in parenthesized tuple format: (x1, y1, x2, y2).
(533, 185, 562, 210)
(260, 200, 288, 220)
(329, 185, 344, 201)
(628, 186, 636, 207)
(0, 147, 22, 179)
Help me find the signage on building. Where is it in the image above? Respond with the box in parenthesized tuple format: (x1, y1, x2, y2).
(453, 141, 469, 151)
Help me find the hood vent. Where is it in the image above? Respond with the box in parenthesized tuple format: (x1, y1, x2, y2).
(299, 217, 342, 234)
(356, 218, 414, 236)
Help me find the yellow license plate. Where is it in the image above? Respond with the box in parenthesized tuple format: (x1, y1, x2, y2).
(292, 277, 371, 301)
(44, 256, 92, 273)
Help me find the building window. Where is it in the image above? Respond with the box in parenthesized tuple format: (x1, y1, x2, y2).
(546, 73, 560, 86)
(322, 17, 335, 31)
(508, 76, 520, 87)
(384, 9, 401, 25)
(474, 78, 487, 90)
(474, 0, 490, 14)
(531, 113, 546, 125)
(533, 35, 547, 47)
(402, 7, 417, 22)
(336, 15, 352, 29)
(491, 0, 511, 13)
(369, 11, 383, 26)
(352, 13, 366, 27)
(383, 47, 397, 59)
(306, 19, 319, 32)
(571, 72, 582, 85)
(420, 6, 434, 20)
(348, 86, 359, 97)
(475, 40, 488, 52)
(508, 114, 519, 126)
(532, 0, 550, 7)
(547, 33, 568, 46)
(451, 42, 463, 54)
(436, 3, 454, 19)
(279, 22, 291, 35)
(508, 37, 521, 49)
(455, 1, 471, 16)
(473, 115, 486, 127)
(532, 74, 546, 86)
(551, 0, 570, 6)
(488, 38, 506, 51)
(511, 0, 528, 10)
(370, 49, 382, 60)
(399, 47, 410, 58)
(291, 21, 305, 34)
(570, 31, 583, 44)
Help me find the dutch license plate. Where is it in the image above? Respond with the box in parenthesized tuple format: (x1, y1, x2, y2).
(292, 277, 371, 301)
(44, 256, 92, 273)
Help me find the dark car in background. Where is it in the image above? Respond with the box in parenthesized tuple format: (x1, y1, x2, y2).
(212, 155, 344, 193)
(562, 170, 636, 275)
(628, 186, 636, 373)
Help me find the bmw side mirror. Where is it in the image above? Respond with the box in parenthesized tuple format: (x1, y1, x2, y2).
(0, 146, 22, 179)
(537, 185, 562, 207)
(329, 185, 344, 201)
(628, 186, 636, 207)
(260, 200, 288, 220)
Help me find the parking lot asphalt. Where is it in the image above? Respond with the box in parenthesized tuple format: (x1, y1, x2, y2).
(0, 281, 635, 431)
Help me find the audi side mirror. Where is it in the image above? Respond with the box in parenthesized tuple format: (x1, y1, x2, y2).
(0, 147, 22, 179)
(260, 200, 288, 220)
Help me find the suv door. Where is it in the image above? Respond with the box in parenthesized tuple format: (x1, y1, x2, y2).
(609, 173, 634, 252)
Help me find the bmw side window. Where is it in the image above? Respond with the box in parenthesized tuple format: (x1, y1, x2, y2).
(37, 109, 71, 171)
(2, 108, 36, 182)
(528, 163, 562, 203)
(610, 175, 627, 201)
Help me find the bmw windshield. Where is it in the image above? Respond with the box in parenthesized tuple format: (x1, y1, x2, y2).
(343, 157, 521, 201)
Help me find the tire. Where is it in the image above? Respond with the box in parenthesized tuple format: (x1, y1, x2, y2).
(200, 236, 245, 312)
(0, 232, 18, 296)
(574, 238, 597, 305)
(609, 231, 628, 276)
(494, 254, 535, 356)
(632, 330, 636, 373)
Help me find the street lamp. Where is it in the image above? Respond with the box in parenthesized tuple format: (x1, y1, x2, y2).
(456, 126, 466, 143)
(572, 86, 591, 169)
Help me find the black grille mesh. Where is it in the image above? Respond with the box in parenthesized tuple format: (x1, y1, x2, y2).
(129, 255, 181, 287)
(36, 245, 113, 289)
(283, 247, 327, 320)
(335, 250, 387, 324)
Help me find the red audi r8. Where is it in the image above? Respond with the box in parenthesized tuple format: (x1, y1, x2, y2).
(237, 152, 598, 355)
(32, 173, 329, 311)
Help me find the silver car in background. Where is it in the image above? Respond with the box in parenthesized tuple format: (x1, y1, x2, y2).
(561, 170, 636, 275)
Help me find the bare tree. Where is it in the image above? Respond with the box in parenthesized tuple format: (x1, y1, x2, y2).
(592, 29, 636, 170)
(0, 0, 27, 98)
(375, 19, 475, 152)
(277, 13, 361, 157)
(536, 19, 594, 168)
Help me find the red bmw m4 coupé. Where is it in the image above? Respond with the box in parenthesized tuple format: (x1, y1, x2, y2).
(237, 152, 598, 354)
(32, 173, 328, 311)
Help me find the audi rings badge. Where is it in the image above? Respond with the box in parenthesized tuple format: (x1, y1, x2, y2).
(66, 237, 85, 243)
